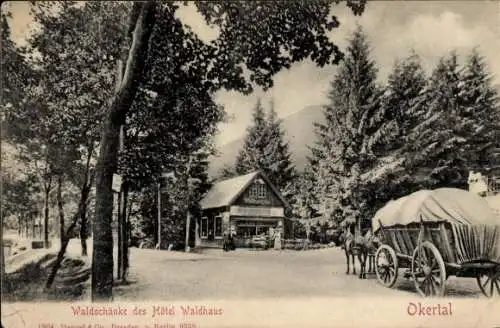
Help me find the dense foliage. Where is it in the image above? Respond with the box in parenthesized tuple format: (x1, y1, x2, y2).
(309, 28, 500, 229)
(233, 100, 296, 192)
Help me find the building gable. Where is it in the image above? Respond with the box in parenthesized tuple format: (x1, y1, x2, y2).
(200, 171, 289, 210)
(233, 176, 284, 207)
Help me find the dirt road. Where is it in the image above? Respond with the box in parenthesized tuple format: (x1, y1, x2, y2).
(114, 247, 483, 301)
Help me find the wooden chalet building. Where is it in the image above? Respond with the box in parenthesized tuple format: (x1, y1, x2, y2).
(196, 171, 289, 249)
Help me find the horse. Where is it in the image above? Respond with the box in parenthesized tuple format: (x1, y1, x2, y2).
(356, 230, 381, 279)
(339, 229, 358, 275)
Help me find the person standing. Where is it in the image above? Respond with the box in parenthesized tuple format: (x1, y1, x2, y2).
(274, 228, 282, 250)
(222, 229, 229, 252)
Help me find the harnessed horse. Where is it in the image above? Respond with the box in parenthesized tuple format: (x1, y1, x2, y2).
(356, 230, 380, 279)
(340, 224, 380, 279)
(340, 227, 357, 275)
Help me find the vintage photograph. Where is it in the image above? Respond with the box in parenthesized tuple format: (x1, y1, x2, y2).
(1, 0, 500, 327)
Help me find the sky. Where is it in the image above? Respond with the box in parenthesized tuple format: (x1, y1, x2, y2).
(5, 1, 500, 147)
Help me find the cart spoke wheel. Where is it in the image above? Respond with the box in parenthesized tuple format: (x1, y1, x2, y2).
(411, 241, 446, 298)
(375, 245, 399, 288)
(476, 269, 500, 298)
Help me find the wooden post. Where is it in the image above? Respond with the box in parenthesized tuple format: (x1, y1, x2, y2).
(117, 186, 122, 279)
(122, 185, 129, 280)
(157, 179, 161, 249)
(185, 211, 191, 251)
(118, 177, 126, 278)
(194, 216, 200, 247)
(184, 156, 194, 253)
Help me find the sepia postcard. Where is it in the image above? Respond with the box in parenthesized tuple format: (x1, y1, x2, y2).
(1, 1, 500, 327)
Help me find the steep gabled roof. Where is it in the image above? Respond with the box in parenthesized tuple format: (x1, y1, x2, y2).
(200, 171, 289, 210)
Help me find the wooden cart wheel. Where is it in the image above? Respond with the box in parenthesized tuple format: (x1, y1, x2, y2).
(375, 245, 399, 288)
(411, 241, 446, 297)
(476, 268, 500, 298)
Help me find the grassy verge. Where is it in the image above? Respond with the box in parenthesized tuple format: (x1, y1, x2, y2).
(3, 253, 91, 302)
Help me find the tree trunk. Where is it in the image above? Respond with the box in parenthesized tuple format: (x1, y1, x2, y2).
(57, 176, 65, 243)
(46, 182, 92, 289)
(80, 201, 88, 256)
(1, 211, 5, 294)
(46, 210, 82, 289)
(80, 145, 94, 257)
(91, 1, 157, 302)
(43, 180, 51, 248)
(32, 217, 35, 239)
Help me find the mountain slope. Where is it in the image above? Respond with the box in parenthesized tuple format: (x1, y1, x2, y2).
(208, 105, 325, 177)
(209, 83, 500, 178)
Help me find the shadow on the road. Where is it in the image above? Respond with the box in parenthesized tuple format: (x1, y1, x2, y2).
(114, 279, 138, 287)
(374, 275, 482, 298)
(153, 257, 235, 263)
(337, 271, 482, 298)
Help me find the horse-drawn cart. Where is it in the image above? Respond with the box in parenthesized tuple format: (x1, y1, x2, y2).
(372, 188, 500, 297)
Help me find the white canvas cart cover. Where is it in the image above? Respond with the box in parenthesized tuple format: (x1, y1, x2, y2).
(372, 188, 500, 233)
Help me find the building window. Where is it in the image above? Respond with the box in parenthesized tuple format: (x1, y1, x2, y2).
(202, 216, 221, 240)
(236, 222, 273, 238)
(201, 217, 208, 238)
(237, 226, 257, 238)
(257, 226, 269, 235)
(215, 216, 222, 238)
(248, 182, 267, 199)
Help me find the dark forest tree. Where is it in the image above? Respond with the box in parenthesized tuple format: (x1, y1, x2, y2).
(404, 52, 467, 188)
(379, 49, 500, 195)
(310, 26, 382, 225)
(1, 7, 38, 291)
(235, 99, 267, 175)
(457, 49, 500, 174)
(358, 52, 429, 207)
(3, 2, 132, 289)
(235, 99, 295, 192)
(7, 2, 130, 257)
(265, 102, 296, 191)
(116, 3, 228, 276)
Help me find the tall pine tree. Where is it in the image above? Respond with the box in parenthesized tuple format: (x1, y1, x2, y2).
(310, 26, 382, 226)
(401, 49, 499, 189)
(235, 99, 268, 174)
(359, 52, 429, 204)
(375, 52, 428, 154)
(234, 99, 295, 191)
(356, 49, 499, 216)
(405, 52, 468, 188)
(264, 101, 296, 190)
(458, 49, 500, 175)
